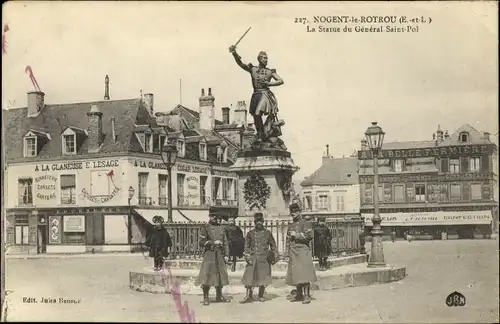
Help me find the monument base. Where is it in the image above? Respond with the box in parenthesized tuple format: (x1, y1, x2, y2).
(230, 148, 299, 219)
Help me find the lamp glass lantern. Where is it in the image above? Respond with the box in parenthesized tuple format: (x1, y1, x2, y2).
(365, 121, 385, 151)
(128, 186, 135, 199)
(161, 142, 178, 166)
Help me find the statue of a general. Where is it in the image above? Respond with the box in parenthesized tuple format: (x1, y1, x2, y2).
(229, 45, 286, 149)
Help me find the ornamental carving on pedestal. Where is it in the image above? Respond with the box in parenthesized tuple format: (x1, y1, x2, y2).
(275, 171, 294, 205)
(243, 173, 271, 211)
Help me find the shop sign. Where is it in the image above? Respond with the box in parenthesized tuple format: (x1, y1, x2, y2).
(63, 215, 85, 232)
(133, 159, 209, 174)
(363, 211, 493, 225)
(212, 170, 236, 177)
(35, 175, 57, 201)
(186, 176, 199, 198)
(358, 144, 493, 160)
(359, 172, 492, 184)
(35, 159, 120, 171)
(81, 187, 121, 204)
(49, 216, 62, 244)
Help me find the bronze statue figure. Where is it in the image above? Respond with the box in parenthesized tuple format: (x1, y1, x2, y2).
(229, 44, 285, 147)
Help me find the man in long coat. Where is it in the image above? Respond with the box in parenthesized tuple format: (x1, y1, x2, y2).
(196, 207, 230, 306)
(285, 202, 317, 304)
(145, 216, 173, 271)
(224, 217, 245, 272)
(313, 218, 332, 271)
(240, 212, 278, 303)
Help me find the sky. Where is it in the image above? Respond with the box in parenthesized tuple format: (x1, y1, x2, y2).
(2, 1, 498, 180)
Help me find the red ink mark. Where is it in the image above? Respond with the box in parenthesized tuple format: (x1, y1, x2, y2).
(25, 65, 42, 92)
(136, 240, 197, 322)
(2, 24, 9, 55)
(107, 169, 117, 188)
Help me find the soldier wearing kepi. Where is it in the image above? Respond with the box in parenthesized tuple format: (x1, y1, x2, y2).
(240, 212, 279, 304)
(285, 201, 318, 304)
(196, 207, 230, 306)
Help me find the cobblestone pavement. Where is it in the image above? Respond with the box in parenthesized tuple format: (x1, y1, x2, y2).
(4, 239, 499, 323)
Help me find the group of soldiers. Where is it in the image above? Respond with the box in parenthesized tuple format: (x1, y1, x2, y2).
(145, 202, 335, 305)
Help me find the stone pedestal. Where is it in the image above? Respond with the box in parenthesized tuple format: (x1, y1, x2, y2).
(230, 149, 299, 219)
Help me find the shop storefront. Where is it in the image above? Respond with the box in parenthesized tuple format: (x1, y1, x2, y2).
(362, 210, 493, 240)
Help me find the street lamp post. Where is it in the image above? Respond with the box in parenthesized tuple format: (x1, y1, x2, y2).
(365, 121, 386, 268)
(160, 142, 178, 223)
(128, 186, 135, 244)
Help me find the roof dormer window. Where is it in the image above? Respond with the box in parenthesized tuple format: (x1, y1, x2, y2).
(63, 134, 76, 155)
(144, 133, 153, 153)
(176, 139, 185, 158)
(24, 137, 37, 157)
(459, 132, 469, 143)
(199, 142, 207, 161)
(23, 129, 51, 158)
(223, 147, 228, 163)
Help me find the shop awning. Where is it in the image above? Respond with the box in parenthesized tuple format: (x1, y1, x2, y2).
(133, 209, 193, 223)
(362, 210, 493, 227)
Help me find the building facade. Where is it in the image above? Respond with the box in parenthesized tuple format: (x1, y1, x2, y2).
(301, 148, 360, 219)
(358, 125, 497, 240)
(4, 79, 247, 255)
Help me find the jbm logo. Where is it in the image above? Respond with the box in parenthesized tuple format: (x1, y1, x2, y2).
(446, 291, 466, 307)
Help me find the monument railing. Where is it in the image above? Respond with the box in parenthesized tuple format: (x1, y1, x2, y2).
(162, 218, 364, 260)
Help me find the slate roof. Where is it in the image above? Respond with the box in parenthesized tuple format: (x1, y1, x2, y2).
(381, 140, 436, 150)
(439, 124, 493, 146)
(301, 157, 359, 187)
(3, 98, 153, 161)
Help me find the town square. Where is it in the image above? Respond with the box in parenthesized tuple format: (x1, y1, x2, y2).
(1, 1, 498, 323)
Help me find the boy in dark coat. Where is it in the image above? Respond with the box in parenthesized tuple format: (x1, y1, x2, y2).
(240, 212, 278, 303)
(224, 217, 245, 272)
(195, 207, 230, 306)
(285, 202, 317, 304)
(313, 218, 332, 271)
(145, 216, 173, 271)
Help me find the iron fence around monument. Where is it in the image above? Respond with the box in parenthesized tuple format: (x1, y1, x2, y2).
(165, 218, 364, 260)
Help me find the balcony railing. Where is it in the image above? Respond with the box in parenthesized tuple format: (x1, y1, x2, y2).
(61, 196, 76, 204)
(158, 196, 168, 206)
(149, 218, 364, 260)
(200, 195, 211, 207)
(212, 197, 237, 206)
(138, 195, 152, 205)
(18, 195, 33, 206)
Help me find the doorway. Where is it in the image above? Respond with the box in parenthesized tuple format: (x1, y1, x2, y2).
(37, 225, 47, 254)
(85, 213, 105, 245)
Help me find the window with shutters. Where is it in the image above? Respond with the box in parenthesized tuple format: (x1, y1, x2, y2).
(470, 184, 482, 201)
(18, 178, 33, 206)
(158, 174, 168, 206)
(336, 195, 345, 212)
(415, 184, 426, 202)
(138, 172, 149, 204)
(304, 194, 313, 211)
(317, 193, 330, 210)
(177, 140, 185, 158)
(391, 159, 404, 172)
(199, 143, 207, 161)
(461, 183, 470, 201)
(144, 133, 153, 152)
(449, 159, 460, 173)
(469, 157, 481, 173)
(449, 183, 461, 201)
(394, 185, 405, 202)
(177, 173, 185, 205)
(212, 177, 221, 201)
(60, 174, 76, 204)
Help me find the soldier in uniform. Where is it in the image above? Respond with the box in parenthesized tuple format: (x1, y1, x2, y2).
(196, 207, 230, 306)
(229, 46, 284, 142)
(240, 212, 279, 304)
(285, 202, 318, 304)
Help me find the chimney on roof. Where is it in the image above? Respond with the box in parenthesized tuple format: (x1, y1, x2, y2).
(436, 125, 444, 143)
(444, 130, 450, 140)
(361, 139, 368, 151)
(199, 88, 215, 130)
(233, 101, 248, 127)
(104, 75, 110, 100)
(27, 91, 45, 117)
(221, 107, 230, 124)
(87, 104, 103, 153)
(326, 144, 330, 157)
(483, 132, 491, 142)
(144, 93, 154, 116)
